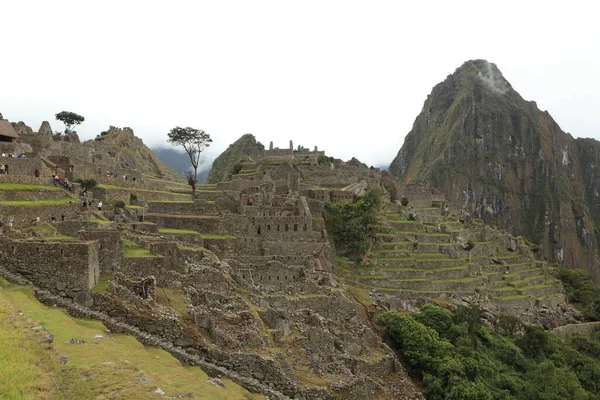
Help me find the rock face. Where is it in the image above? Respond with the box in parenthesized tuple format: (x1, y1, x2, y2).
(389, 60, 600, 281)
(206, 134, 265, 183)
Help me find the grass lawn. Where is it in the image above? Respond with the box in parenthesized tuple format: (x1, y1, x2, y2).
(201, 233, 237, 239)
(159, 228, 200, 234)
(0, 183, 61, 191)
(0, 278, 263, 399)
(96, 184, 190, 197)
(89, 218, 112, 225)
(123, 240, 157, 258)
(0, 196, 74, 206)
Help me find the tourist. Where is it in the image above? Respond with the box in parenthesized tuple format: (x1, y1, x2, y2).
(248, 197, 254, 206)
(34, 216, 40, 225)
(98, 201, 103, 211)
(7, 216, 13, 229)
(132, 176, 136, 183)
(69, 164, 74, 172)
(82, 199, 87, 209)
(34, 168, 40, 177)
(0, 164, 5, 174)
(51, 215, 56, 224)
(4, 164, 8, 175)
(61, 215, 65, 221)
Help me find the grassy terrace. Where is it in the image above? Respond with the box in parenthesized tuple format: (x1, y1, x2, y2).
(201, 233, 237, 239)
(96, 184, 190, 196)
(0, 183, 61, 191)
(0, 278, 262, 399)
(158, 228, 200, 235)
(88, 218, 112, 225)
(0, 196, 74, 206)
(123, 240, 157, 258)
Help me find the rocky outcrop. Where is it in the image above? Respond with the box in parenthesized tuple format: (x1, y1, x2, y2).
(207, 134, 265, 183)
(389, 60, 600, 282)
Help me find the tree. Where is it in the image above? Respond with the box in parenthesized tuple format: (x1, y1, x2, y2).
(167, 126, 212, 199)
(55, 111, 85, 133)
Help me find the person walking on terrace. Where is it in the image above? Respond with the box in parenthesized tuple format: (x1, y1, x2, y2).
(98, 201, 103, 211)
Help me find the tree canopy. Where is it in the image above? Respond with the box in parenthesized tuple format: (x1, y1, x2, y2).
(55, 111, 85, 133)
(167, 126, 212, 199)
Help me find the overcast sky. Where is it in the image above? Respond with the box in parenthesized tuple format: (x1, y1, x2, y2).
(2, 1, 599, 170)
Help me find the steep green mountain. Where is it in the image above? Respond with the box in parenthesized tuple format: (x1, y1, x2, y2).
(390, 60, 600, 281)
(206, 134, 265, 183)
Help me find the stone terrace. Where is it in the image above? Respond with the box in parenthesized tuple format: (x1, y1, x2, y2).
(340, 204, 566, 313)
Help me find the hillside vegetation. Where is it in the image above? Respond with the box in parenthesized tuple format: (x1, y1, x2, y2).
(379, 304, 600, 400)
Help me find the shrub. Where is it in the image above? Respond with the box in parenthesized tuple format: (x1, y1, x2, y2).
(74, 178, 97, 191)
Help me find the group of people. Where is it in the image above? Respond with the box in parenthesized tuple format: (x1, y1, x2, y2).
(81, 199, 102, 211)
(51, 174, 74, 192)
(0, 216, 14, 229)
(1, 153, 26, 159)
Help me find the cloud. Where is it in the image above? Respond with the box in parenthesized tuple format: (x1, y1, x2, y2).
(477, 61, 510, 95)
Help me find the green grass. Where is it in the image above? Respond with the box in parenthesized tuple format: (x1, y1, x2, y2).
(92, 273, 113, 293)
(201, 233, 237, 239)
(148, 200, 194, 204)
(159, 228, 200, 234)
(0, 278, 263, 399)
(0, 183, 61, 191)
(0, 196, 74, 206)
(123, 240, 157, 258)
(155, 288, 188, 315)
(125, 204, 144, 209)
(89, 218, 112, 225)
(96, 184, 190, 197)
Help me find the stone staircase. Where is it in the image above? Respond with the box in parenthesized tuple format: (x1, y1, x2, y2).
(341, 207, 566, 310)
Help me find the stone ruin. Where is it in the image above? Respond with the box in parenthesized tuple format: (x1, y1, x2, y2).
(0, 123, 581, 399)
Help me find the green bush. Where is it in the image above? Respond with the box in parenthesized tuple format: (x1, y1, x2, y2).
(74, 178, 97, 191)
(554, 266, 600, 321)
(378, 304, 600, 400)
(324, 186, 381, 259)
(129, 193, 138, 205)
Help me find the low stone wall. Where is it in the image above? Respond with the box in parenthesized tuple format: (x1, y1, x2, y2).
(159, 231, 203, 246)
(0, 188, 66, 201)
(55, 220, 103, 237)
(0, 157, 45, 177)
(147, 201, 218, 216)
(92, 186, 191, 203)
(0, 237, 99, 293)
(0, 202, 81, 228)
(145, 214, 222, 233)
(120, 256, 184, 287)
(76, 229, 123, 272)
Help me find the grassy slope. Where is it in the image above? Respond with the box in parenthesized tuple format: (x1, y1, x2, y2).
(0, 278, 262, 399)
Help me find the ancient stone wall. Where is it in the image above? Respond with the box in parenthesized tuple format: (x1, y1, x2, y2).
(0, 203, 81, 228)
(76, 229, 123, 272)
(0, 237, 99, 293)
(144, 214, 222, 232)
(55, 220, 104, 237)
(147, 201, 218, 216)
(120, 256, 179, 286)
(0, 157, 45, 176)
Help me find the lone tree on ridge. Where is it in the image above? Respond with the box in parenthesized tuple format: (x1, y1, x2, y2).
(167, 126, 212, 199)
(55, 111, 85, 133)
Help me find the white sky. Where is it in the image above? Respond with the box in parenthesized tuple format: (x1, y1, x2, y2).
(2, 1, 599, 170)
